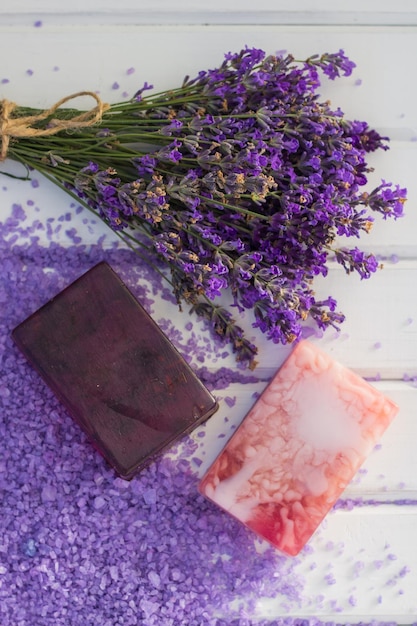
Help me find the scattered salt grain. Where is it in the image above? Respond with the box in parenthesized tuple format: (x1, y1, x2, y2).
(148, 571, 161, 589)
(93, 496, 106, 510)
(324, 572, 336, 585)
(353, 560, 365, 578)
(22, 538, 37, 557)
(143, 488, 157, 505)
(399, 565, 410, 577)
(41, 485, 57, 503)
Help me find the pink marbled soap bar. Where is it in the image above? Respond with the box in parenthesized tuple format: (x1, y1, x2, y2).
(199, 340, 398, 556)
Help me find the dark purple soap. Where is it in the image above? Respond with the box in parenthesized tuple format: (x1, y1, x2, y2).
(12, 262, 218, 479)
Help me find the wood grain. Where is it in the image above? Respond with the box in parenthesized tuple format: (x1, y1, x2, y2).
(1, 12, 416, 621)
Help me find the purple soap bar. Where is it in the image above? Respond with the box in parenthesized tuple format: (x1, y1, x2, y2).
(199, 340, 398, 556)
(12, 262, 218, 479)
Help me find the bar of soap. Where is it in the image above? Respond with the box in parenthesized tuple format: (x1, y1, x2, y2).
(199, 340, 398, 556)
(12, 261, 218, 479)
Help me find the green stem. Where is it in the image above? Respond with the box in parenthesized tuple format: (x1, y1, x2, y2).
(193, 194, 270, 220)
(26, 164, 176, 289)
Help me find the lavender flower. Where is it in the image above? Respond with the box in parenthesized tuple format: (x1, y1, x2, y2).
(4, 47, 406, 366)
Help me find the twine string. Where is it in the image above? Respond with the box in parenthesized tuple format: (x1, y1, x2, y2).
(0, 91, 110, 161)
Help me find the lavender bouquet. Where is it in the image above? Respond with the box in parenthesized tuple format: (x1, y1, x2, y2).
(1, 47, 406, 366)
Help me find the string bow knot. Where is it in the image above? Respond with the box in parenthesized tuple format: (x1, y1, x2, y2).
(0, 91, 109, 161)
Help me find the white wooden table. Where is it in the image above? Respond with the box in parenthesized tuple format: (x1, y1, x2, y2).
(1, 2, 417, 623)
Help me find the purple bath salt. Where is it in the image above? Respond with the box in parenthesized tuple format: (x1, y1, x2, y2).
(224, 396, 237, 408)
(1, 210, 315, 625)
(1, 206, 414, 625)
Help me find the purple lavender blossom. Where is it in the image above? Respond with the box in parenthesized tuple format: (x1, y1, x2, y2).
(6, 47, 406, 366)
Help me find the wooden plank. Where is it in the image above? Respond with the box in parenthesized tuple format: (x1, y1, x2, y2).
(2, 1, 417, 26)
(0, 25, 416, 129)
(207, 261, 417, 376)
(255, 510, 417, 619)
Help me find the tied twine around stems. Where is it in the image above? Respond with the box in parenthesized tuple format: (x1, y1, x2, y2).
(0, 91, 110, 161)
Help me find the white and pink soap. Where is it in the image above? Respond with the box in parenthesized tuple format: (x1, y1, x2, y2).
(199, 340, 398, 556)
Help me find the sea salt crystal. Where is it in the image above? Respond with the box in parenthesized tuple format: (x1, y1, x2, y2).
(93, 496, 106, 510)
(148, 571, 161, 588)
(41, 485, 57, 502)
(143, 488, 157, 505)
(224, 396, 236, 408)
